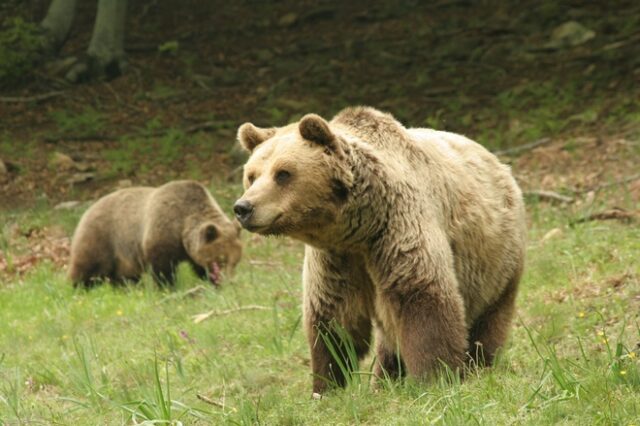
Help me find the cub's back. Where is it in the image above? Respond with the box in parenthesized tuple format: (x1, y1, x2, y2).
(71, 187, 154, 252)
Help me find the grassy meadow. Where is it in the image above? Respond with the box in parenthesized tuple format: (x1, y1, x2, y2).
(1, 2, 640, 424)
(0, 181, 639, 425)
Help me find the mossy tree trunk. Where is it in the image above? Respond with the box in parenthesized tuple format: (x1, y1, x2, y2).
(40, 0, 128, 82)
(40, 0, 78, 53)
(85, 0, 128, 79)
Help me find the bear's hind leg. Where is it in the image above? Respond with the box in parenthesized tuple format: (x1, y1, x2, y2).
(467, 276, 519, 367)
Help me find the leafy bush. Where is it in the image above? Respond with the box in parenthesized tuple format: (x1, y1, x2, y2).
(0, 17, 43, 87)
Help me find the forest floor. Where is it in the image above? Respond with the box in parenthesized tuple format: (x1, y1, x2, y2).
(1, 1, 639, 424)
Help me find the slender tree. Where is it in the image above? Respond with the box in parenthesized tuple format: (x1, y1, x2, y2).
(40, 0, 128, 82)
(40, 0, 77, 53)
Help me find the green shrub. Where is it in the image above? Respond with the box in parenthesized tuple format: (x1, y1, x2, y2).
(0, 17, 43, 87)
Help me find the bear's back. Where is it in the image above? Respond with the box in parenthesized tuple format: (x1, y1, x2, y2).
(79, 188, 153, 256)
(408, 128, 526, 322)
(145, 180, 225, 224)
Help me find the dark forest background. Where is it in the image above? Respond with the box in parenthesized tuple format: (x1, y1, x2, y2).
(0, 0, 639, 206)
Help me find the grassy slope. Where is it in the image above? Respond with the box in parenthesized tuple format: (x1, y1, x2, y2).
(1, 185, 639, 425)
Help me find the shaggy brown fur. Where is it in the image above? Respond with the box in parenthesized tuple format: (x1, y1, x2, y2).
(235, 107, 526, 394)
(69, 180, 242, 288)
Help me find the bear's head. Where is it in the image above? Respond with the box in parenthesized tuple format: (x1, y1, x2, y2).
(233, 114, 353, 244)
(183, 219, 243, 286)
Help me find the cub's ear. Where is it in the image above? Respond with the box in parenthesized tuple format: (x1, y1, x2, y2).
(298, 114, 338, 151)
(237, 123, 276, 152)
(202, 224, 219, 243)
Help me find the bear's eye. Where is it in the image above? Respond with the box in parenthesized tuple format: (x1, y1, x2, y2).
(275, 170, 292, 185)
(247, 173, 256, 185)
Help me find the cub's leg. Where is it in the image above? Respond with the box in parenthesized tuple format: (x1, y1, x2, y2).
(467, 273, 520, 366)
(143, 243, 178, 286)
(304, 247, 374, 395)
(68, 238, 114, 289)
(190, 262, 208, 281)
(69, 260, 104, 288)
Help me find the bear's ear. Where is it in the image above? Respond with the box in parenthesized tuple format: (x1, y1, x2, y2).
(298, 114, 339, 151)
(237, 123, 276, 152)
(202, 224, 219, 243)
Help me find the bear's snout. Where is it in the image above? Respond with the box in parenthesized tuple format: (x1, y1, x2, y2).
(233, 199, 254, 225)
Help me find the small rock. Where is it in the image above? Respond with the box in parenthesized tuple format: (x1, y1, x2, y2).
(51, 152, 76, 171)
(54, 201, 81, 210)
(67, 172, 95, 185)
(278, 12, 298, 27)
(541, 227, 563, 244)
(311, 392, 322, 400)
(116, 179, 132, 189)
(546, 21, 595, 49)
(74, 162, 93, 172)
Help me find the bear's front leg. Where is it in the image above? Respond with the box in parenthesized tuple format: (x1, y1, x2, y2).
(303, 247, 374, 395)
(372, 231, 468, 381)
(393, 284, 467, 380)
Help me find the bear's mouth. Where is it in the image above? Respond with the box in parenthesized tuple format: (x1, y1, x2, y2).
(208, 262, 221, 286)
(245, 213, 283, 234)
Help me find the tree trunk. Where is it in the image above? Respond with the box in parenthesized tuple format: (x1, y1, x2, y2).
(40, 0, 78, 53)
(88, 0, 127, 71)
(66, 0, 128, 82)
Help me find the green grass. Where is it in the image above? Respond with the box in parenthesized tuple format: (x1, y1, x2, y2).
(49, 107, 107, 138)
(0, 189, 639, 425)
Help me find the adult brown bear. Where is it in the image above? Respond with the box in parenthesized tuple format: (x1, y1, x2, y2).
(234, 107, 526, 394)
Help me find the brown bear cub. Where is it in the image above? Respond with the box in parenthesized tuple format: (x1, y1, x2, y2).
(234, 107, 526, 394)
(69, 180, 242, 288)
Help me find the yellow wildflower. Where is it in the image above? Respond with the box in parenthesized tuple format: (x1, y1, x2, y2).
(620, 370, 627, 376)
(116, 310, 123, 316)
(577, 311, 586, 318)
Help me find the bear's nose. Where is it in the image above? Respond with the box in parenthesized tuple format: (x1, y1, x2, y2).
(233, 200, 254, 224)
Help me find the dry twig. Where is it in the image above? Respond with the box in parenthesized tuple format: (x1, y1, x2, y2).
(572, 207, 639, 225)
(493, 138, 552, 156)
(197, 393, 228, 409)
(577, 173, 640, 194)
(0, 91, 65, 103)
(192, 304, 270, 324)
(524, 190, 574, 204)
(158, 285, 208, 304)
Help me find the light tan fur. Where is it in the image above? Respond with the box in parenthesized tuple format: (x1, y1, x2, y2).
(69, 180, 242, 287)
(235, 107, 526, 394)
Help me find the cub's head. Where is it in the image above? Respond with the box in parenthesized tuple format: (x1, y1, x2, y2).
(183, 219, 243, 286)
(233, 114, 353, 241)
